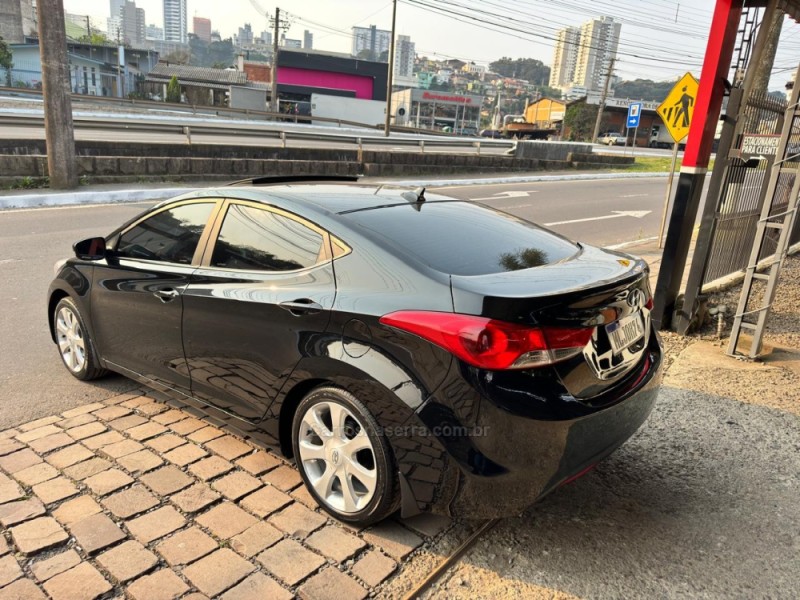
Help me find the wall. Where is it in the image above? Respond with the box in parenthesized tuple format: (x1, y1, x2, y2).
(229, 86, 267, 111)
(310, 94, 385, 126)
(278, 67, 374, 100)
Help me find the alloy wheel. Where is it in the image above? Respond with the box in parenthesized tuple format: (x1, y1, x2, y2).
(56, 306, 86, 373)
(297, 401, 378, 513)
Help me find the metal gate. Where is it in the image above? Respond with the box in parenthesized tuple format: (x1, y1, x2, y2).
(677, 81, 800, 333)
(703, 91, 789, 284)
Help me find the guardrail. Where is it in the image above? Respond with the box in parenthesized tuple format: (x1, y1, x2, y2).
(0, 86, 460, 138)
(0, 112, 517, 155)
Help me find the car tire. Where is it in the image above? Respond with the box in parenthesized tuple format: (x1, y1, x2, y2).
(292, 386, 400, 526)
(53, 297, 107, 381)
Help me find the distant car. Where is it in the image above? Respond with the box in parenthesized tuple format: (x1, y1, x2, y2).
(480, 129, 504, 138)
(48, 178, 663, 525)
(457, 126, 479, 136)
(597, 132, 626, 146)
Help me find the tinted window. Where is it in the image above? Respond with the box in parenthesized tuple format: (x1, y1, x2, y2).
(346, 202, 578, 276)
(116, 202, 214, 264)
(211, 204, 323, 271)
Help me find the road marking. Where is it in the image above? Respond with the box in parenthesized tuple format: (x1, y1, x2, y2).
(620, 193, 649, 198)
(605, 236, 659, 250)
(498, 203, 532, 209)
(545, 210, 651, 226)
(470, 190, 537, 201)
(0, 259, 20, 265)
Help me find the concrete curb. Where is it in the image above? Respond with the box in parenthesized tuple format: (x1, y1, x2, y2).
(0, 187, 195, 209)
(0, 171, 671, 210)
(388, 171, 671, 187)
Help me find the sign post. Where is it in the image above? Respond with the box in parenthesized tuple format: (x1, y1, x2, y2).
(655, 72, 699, 247)
(626, 102, 642, 156)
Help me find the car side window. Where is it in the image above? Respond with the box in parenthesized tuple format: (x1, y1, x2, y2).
(116, 202, 215, 264)
(210, 203, 324, 272)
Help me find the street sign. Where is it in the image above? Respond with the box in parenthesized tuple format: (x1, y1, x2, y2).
(740, 134, 780, 156)
(657, 72, 699, 143)
(627, 102, 642, 128)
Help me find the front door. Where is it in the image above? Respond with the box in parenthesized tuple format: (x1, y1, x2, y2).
(182, 200, 336, 422)
(91, 200, 219, 393)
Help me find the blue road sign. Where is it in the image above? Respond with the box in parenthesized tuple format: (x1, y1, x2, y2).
(627, 102, 642, 128)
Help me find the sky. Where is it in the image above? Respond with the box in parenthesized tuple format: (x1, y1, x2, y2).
(63, 0, 800, 90)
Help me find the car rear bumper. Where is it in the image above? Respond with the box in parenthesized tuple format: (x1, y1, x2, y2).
(410, 331, 663, 518)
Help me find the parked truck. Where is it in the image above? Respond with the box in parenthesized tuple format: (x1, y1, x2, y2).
(649, 123, 686, 149)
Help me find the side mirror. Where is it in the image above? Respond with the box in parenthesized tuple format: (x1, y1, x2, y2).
(73, 237, 107, 261)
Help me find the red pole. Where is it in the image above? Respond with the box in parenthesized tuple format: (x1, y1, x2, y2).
(651, 0, 744, 329)
(682, 0, 743, 169)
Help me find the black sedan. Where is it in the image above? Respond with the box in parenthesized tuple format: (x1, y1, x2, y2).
(48, 177, 663, 526)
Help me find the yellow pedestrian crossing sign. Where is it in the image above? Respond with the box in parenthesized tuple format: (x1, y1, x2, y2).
(657, 72, 699, 143)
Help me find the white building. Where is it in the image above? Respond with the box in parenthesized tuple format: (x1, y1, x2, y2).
(106, 16, 122, 42)
(462, 62, 486, 77)
(394, 35, 415, 79)
(549, 26, 579, 88)
(146, 23, 163, 40)
(572, 16, 620, 91)
(163, 0, 187, 43)
(352, 25, 391, 60)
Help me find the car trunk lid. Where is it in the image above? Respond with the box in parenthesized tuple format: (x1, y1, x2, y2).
(450, 245, 652, 399)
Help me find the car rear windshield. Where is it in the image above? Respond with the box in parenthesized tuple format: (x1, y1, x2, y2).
(345, 201, 578, 276)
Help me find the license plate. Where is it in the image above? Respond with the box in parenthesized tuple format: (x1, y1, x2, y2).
(606, 312, 645, 353)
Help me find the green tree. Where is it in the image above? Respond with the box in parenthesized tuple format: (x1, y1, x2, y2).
(0, 35, 13, 87)
(356, 48, 376, 62)
(615, 79, 675, 102)
(80, 33, 110, 46)
(563, 103, 599, 141)
(190, 36, 235, 68)
(489, 57, 550, 85)
(166, 75, 181, 103)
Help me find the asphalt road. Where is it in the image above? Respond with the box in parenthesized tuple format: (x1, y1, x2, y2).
(438, 175, 705, 247)
(0, 176, 692, 427)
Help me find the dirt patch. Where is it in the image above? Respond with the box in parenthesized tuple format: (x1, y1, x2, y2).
(665, 340, 800, 415)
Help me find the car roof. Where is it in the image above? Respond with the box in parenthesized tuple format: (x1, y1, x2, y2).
(169, 183, 458, 216)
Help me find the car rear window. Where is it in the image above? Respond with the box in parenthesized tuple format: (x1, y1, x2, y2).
(345, 202, 578, 276)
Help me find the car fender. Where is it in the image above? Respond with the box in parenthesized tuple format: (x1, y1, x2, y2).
(47, 263, 94, 344)
(264, 348, 460, 516)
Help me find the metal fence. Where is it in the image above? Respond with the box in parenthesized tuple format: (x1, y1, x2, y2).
(701, 90, 798, 285)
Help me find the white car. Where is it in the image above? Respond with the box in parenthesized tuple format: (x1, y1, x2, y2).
(597, 132, 626, 146)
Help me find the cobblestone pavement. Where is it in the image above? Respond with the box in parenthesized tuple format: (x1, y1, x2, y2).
(0, 391, 454, 599)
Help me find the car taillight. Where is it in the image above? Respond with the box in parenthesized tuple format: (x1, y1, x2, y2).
(379, 311, 594, 370)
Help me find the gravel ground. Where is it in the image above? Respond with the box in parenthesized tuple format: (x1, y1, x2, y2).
(698, 253, 800, 350)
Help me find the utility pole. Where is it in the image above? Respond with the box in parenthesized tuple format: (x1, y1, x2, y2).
(37, 0, 77, 189)
(270, 8, 280, 114)
(591, 57, 615, 143)
(384, 0, 397, 136)
(751, 6, 783, 96)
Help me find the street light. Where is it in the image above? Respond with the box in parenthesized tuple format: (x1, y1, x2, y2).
(384, 0, 397, 136)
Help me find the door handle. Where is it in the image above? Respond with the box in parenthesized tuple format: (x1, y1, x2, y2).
(153, 288, 180, 302)
(279, 298, 324, 316)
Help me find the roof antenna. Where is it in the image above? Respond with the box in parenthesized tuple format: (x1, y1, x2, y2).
(401, 187, 426, 210)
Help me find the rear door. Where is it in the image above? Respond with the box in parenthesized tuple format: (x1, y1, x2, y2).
(181, 200, 337, 422)
(91, 200, 220, 393)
